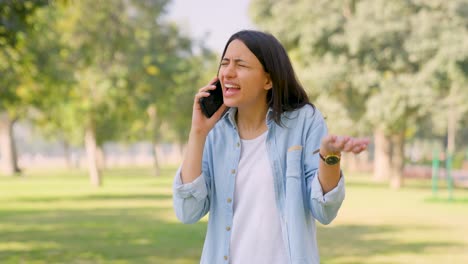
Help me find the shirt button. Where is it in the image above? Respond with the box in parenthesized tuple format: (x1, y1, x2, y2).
(231, 169, 236, 174)
(236, 142, 240, 147)
(226, 226, 231, 231)
(227, 198, 232, 203)
(224, 255, 228, 261)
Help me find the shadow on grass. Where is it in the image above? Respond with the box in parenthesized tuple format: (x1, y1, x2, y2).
(0, 207, 206, 264)
(10, 193, 173, 203)
(1, 208, 463, 264)
(101, 166, 179, 178)
(318, 224, 462, 263)
(425, 197, 468, 204)
(345, 180, 389, 189)
(346, 178, 439, 191)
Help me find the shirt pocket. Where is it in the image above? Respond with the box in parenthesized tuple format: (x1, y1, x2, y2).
(286, 145, 303, 179)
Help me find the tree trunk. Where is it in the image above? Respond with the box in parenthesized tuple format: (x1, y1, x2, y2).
(147, 105, 161, 176)
(96, 145, 106, 170)
(152, 143, 161, 176)
(62, 140, 74, 169)
(0, 112, 20, 176)
(373, 128, 391, 181)
(446, 104, 456, 156)
(11, 124, 20, 173)
(390, 131, 405, 189)
(85, 125, 101, 187)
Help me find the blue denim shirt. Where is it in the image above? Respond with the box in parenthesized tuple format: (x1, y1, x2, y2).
(173, 105, 345, 264)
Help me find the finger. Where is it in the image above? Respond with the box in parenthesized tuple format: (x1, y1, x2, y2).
(359, 141, 369, 151)
(335, 136, 350, 150)
(193, 91, 212, 108)
(355, 144, 369, 154)
(322, 135, 337, 146)
(354, 139, 369, 151)
(198, 84, 217, 93)
(205, 76, 220, 91)
(194, 90, 211, 101)
(342, 138, 355, 152)
(351, 138, 367, 145)
(208, 76, 218, 85)
(351, 144, 364, 154)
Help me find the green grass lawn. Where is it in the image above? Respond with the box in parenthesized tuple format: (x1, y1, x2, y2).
(1, 167, 467, 264)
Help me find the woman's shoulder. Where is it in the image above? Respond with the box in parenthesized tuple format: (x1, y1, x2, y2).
(282, 104, 324, 123)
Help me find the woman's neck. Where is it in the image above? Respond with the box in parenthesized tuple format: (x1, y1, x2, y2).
(236, 104, 269, 140)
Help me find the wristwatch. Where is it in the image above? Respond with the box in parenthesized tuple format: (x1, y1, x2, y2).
(319, 152, 341, 165)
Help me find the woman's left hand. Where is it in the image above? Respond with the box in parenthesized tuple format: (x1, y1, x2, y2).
(320, 135, 369, 155)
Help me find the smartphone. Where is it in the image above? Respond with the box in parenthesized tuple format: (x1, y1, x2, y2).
(199, 80, 223, 118)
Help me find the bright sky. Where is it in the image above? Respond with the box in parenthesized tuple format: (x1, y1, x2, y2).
(166, 0, 256, 53)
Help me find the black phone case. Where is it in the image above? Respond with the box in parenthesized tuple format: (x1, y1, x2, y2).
(199, 81, 223, 118)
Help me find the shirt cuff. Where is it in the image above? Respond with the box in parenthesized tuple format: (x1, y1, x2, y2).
(311, 171, 345, 204)
(173, 167, 208, 202)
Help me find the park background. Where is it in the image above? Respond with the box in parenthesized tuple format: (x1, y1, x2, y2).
(1, 0, 468, 263)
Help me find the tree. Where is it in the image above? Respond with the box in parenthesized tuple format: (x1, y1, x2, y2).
(415, 0, 468, 162)
(0, 0, 50, 176)
(26, 0, 206, 183)
(250, 0, 467, 188)
(122, 0, 196, 176)
(20, 3, 79, 168)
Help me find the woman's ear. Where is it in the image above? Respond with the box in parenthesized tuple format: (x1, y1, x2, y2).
(264, 73, 273, 91)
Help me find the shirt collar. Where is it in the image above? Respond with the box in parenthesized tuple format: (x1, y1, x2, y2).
(222, 107, 275, 128)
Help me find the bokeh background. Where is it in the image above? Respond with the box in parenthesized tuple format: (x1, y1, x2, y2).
(1, 0, 467, 263)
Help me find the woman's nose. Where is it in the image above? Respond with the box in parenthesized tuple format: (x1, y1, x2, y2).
(221, 63, 236, 78)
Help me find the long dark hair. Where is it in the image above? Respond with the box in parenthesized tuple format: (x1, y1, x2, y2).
(220, 30, 313, 125)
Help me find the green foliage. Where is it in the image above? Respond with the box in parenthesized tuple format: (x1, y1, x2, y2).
(0, 0, 48, 47)
(250, 0, 468, 139)
(168, 49, 219, 143)
(0, 0, 50, 116)
(1, 0, 228, 151)
(451, 151, 466, 169)
(21, 0, 211, 148)
(414, 0, 468, 139)
(121, 0, 198, 144)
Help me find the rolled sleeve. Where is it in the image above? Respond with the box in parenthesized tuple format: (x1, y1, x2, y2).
(173, 166, 210, 224)
(309, 171, 345, 225)
(174, 167, 208, 202)
(311, 170, 345, 204)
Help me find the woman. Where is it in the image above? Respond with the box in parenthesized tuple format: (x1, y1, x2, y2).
(173, 30, 369, 264)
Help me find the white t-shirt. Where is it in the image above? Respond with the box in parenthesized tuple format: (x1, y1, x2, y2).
(230, 131, 288, 264)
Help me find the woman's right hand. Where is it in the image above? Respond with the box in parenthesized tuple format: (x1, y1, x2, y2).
(191, 77, 228, 136)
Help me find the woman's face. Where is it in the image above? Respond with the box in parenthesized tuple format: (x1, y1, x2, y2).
(218, 39, 272, 110)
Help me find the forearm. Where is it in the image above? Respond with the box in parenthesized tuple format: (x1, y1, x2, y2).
(318, 161, 341, 194)
(181, 130, 207, 184)
(317, 135, 369, 193)
(173, 170, 210, 224)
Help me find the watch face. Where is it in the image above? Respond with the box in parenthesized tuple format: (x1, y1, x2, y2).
(325, 155, 340, 165)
